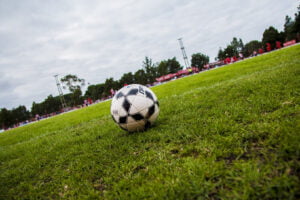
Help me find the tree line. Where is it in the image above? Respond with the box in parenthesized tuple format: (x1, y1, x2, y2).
(1, 5, 299, 130)
(217, 5, 300, 60)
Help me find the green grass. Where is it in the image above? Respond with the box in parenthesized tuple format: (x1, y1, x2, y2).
(0, 45, 299, 200)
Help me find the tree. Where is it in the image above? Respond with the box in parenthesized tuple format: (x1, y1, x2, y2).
(217, 37, 244, 60)
(85, 84, 105, 100)
(60, 74, 85, 93)
(134, 69, 147, 85)
(222, 45, 235, 58)
(294, 4, 300, 40)
(284, 4, 300, 41)
(62, 93, 74, 107)
(262, 26, 282, 49)
(191, 53, 209, 70)
(119, 72, 135, 86)
(72, 89, 83, 106)
(167, 57, 182, 73)
(238, 38, 244, 53)
(103, 77, 118, 97)
(0, 106, 30, 129)
(142, 57, 157, 84)
(156, 57, 182, 77)
(284, 15, 295, 41)
(157, 60, 168, 77)
(230, 37, 244, 54)
(31, 102, 42, 116)
(243, 40, 262, 57)
(60, 74, 85, 106)
(11, 106, 30, 123)
(31, 95, 61, 115)
(217, 48, 226, 60)
(0, 108, 12, 129)
(43, 95, 61, 113)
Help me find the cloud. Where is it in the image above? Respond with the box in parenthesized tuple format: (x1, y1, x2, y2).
(0, 0, 298, 109)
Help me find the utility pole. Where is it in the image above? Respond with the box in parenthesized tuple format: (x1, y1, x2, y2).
(54, 74, 67, 109)
(178, 38, 190, 69)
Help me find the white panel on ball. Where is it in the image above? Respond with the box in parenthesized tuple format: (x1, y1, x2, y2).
(132, 96, 154, 111)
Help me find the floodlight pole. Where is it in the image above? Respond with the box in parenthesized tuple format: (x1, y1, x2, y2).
(178, 38, 190, 69)
(54, 74, 67, 109)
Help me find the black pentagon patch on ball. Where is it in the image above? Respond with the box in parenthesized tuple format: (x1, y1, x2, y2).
(131, 113, 144, 121)
(147, 104, 155, 118)
(144, 121, 151, 130)
(116, 92, 124, 99)
(127, 88, 138, 96)
(119, 116, 127, 124)
(145, 91, 154, 101)
(122, 98, 131, 112)
(155, 101, 159, 107)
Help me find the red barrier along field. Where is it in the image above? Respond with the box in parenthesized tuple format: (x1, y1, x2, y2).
(284, 40, 296, 47)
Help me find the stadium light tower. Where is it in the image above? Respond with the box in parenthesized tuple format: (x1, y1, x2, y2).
(178, 38, 190, 69)
(54, 74, 67, 109)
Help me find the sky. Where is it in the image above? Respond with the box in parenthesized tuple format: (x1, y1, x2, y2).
(0, 0, 298, 110)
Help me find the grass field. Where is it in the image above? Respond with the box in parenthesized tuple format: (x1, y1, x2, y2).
(0, 45, 299, 200)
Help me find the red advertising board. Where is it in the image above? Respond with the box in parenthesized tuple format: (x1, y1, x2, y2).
(177, 69, 189, 76)
(283, 40, 296, 47)
(155, 73, 176, 82)
(155, 67, 199, 82)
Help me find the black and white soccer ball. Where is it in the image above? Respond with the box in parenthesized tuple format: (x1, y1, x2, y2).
(110, 84, 159, 132)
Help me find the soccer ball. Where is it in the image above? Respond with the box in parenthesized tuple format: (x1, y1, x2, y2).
(110, 84, 159, 132)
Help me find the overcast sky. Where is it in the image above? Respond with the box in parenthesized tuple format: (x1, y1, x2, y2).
(0, 0, 298, 109)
